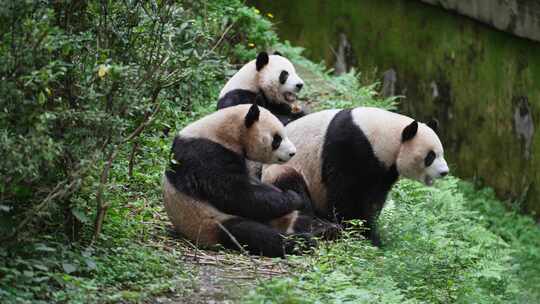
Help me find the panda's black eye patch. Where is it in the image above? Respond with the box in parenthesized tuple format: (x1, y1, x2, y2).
(272, 134, 282, 150)
(279, 70, 289, 85)
(425, 150, 436, 167)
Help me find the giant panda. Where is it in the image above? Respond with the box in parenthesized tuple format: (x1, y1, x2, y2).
(217, 51, 305, 126)
(261, 107, 450, 246)
(163, 104, 333, 257)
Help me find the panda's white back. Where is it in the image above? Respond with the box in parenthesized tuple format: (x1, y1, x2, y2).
(219, 60, 258, 98)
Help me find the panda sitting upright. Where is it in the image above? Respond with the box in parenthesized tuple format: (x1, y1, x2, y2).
(163, 104, 336, 257)
(217, 51, 305, 125)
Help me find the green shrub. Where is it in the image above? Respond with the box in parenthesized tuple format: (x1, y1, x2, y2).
(0, 0, 277, 302)
(246, 177, 540, 303)
(0, 0, 279, 244)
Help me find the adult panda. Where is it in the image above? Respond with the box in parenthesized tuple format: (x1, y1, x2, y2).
(217, 51, 305, 126)
(261, 107, 450, 246)
(163, 104, 334, 257)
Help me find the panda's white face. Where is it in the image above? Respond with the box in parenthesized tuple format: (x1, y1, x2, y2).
(397, 121, 449, 186)
(269, 133, 297, 164)
(258, 55, 304, 105)
(423, 153, 449, 186)
(243, 104, 297, 164)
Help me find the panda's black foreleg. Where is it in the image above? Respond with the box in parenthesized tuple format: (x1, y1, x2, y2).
(269, 169, 314, 215)
(219, 218, 317, 257)
(337, 218, 381, 246)
(362, 215, 383, 247)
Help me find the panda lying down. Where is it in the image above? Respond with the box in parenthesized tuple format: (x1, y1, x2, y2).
(163, 104, 338, 257)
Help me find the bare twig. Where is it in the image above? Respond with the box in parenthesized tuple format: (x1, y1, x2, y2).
(208, 21, 235, 55)
(215, 221, 249, 256)
(128, 141, 139, 178)
(215, 221, 269, 284)
(124, 87, 162, 143)
(93, 147, 118, 241)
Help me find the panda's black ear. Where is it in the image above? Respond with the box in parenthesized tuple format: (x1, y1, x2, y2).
(245, 104, 260, 128)
(426, 118, 439, 134)
(401, 121, 418, 142)
(273, 51, 282, 56)
(256, 52, 269, 71)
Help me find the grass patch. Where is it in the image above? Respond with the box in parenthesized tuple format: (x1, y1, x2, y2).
(245, 178, 540, 303)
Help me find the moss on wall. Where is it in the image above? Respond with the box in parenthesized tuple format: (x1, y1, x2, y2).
(250, 0, 540, 216)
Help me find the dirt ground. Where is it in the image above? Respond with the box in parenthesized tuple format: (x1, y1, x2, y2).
(150, 245, 292, 304)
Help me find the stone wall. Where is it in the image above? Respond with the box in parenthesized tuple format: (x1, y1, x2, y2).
(420, 0, 540, 42)
(250, 0, 540, 217)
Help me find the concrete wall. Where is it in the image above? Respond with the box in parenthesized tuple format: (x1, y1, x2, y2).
(420, 0, 540, 42)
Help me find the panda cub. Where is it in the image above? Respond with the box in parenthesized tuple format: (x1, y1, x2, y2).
(262, 107, 450, 246)
(218, 51, 305, 126)
(163, 104, 327, 257)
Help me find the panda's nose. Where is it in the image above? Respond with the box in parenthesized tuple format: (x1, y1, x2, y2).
(289, 152, 296, 157)
(440, 171, 449, 177)
(295, 83, 303, 91)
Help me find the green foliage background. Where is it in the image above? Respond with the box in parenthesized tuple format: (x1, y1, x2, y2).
(0, 0, 277, 302)
(1, 1, 539, 303)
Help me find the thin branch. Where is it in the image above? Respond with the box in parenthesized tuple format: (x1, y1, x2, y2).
(215, 220, 268, 283)
(128, 141, 139, 178)
(215, 221, 250, 256)
(93, 86, 161, 240)
(124, 87, 162, 143)
(92, 147, 118, 241)
(208, 21, 235, 55)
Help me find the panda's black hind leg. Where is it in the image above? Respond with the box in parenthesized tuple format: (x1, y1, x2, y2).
(219, 218, 316, 257)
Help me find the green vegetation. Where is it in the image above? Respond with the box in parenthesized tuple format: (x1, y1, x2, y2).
(243, 41, 540, 303)
(1, 1, 539, 303)
(246, 178, 540, 303)
(1, 1, 276, 302)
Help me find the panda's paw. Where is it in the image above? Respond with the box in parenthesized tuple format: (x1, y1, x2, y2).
(368, 229, 383, 248)
(284, 190, 307, 211)
(283, 233, 317, 255)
